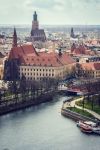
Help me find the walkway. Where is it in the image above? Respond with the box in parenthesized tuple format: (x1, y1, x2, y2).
(64, 97, 100, 120)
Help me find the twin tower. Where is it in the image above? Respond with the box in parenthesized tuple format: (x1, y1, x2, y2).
(31, 11, 46, 42)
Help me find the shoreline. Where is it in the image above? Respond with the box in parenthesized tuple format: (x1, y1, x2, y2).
(61, 96, 100, 123)
(0, 92, 55, 116)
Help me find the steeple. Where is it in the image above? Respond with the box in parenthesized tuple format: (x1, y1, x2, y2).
(32, 11, 39, 30)
(12, 27, 17, 48)
(33, 11, 37, 21)
(70, 27, 75, 38)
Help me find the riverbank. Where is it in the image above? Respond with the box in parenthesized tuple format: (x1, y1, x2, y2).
(61, 96, 100, 122)
(0, 91, 55, 116)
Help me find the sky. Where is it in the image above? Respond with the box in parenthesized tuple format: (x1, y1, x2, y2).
(0, 0, 100, 25)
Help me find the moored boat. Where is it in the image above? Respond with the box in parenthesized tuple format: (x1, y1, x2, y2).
(81, 127, 92, 133)
(77, 120, 100, 135)
(92, 127, 100, 135)
(77, 120, 96, 128)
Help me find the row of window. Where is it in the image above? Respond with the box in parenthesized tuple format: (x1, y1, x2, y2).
(20, 73, 54, 77)
(20, 68, 54, 72)
(26, 77, 50, 80)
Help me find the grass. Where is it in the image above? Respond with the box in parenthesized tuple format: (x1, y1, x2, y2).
(67, 107, 95, 119)
(76, 100, 100, 115)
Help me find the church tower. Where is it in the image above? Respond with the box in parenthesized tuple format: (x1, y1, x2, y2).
(70, 27, 75, 38)
(32, 11, 39, 30)
(3, 28, 19, 81)
(12, 27, 17, 47)
(31, 11, 46, 42)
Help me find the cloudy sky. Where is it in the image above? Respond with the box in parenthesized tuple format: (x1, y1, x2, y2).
(0, 0, 100, 25)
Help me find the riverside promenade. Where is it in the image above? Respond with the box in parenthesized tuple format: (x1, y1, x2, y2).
(63, 97, 100, 120)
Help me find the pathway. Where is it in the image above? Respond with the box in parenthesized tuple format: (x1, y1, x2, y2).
(64, 97, 100, 120)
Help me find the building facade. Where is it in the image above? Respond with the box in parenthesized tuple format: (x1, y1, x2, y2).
(80, 62, 100, 78)
(4, 29, 75, 81)
(31, 11, 46, 42)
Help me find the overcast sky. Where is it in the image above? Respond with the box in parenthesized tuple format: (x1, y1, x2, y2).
(0, 0, 100, 25)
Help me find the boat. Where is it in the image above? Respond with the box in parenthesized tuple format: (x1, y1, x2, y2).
(77, 120, 96, 128)
(80, 127, 92, 133)
(92, 127, 100, 135)
(79, 122, 93, 133)
(77, 120, 100, 135)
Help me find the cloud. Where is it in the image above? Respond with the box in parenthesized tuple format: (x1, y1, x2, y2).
(0, 0, 100, 24)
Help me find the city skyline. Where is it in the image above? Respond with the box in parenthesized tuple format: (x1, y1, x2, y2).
(0, 0, 100, 25)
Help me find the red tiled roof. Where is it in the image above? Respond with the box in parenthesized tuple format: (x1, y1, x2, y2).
(8, 44, 75, 67)
(71, 43, 94, 55)
(81, 62, 100, 71)
(9, 44, 36, 60)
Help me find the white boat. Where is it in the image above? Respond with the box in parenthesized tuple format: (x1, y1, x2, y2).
(77, 120, 100, 135)
(77, 120, 96, 128)
(92, 127, 100, 135)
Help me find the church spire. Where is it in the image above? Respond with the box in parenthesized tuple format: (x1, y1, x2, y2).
(33, 11, 37, 21)
(12, 27, 17, 48)
(70, 27, 75, 38)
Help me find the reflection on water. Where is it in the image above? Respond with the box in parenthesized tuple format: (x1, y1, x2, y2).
(0, 95, 100, 150)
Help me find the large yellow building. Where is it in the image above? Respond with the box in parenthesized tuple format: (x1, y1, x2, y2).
(4, 28, 75, 81)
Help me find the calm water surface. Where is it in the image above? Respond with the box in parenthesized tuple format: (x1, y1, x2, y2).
(0, 95, 100, 150)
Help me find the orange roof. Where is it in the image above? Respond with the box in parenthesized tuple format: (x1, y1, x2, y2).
(9, 44, 36, 60)
(8, 44, 75, 67)
(81, 62, 100, 71)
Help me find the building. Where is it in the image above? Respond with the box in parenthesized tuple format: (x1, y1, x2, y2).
(4, 28, 75, 81)
(80, 62, 100, 78)
(71, 43, 95, 55)
(31, 11, 46, 42)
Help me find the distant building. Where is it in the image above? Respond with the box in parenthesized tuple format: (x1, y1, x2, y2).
(4, 29, 75, 81)
(70, 28, 75, 38)
(81, 62, 100, 78)
(31, 11, 46, 42)
(71, 43, 95, 55)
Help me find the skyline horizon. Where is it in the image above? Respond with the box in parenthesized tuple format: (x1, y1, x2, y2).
(1, 0, 100, 25)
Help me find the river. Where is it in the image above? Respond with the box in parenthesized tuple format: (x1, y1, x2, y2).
(0, 95, 100, 150)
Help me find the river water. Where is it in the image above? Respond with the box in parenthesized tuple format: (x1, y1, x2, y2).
(0, 95, 100, 150)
